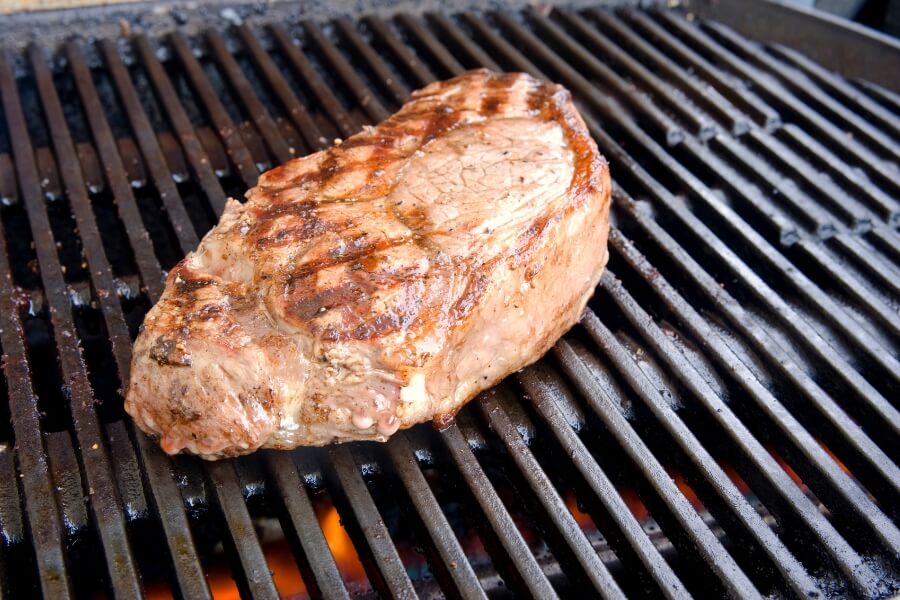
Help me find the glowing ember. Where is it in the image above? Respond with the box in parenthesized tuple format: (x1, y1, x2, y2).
(616, 486, 650, 522)
(315, 501, 368, 582)
(564, 490, 596, 529)
(768, 446, 810, 493)
(816, 438, 852, 476)
(140, 446, 851, 598)
(671, 470, 705, 512)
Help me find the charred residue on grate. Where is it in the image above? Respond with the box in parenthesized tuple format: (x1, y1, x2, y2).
(0, 4, 899, 599)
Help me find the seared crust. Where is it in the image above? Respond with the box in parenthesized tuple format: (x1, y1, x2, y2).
(125, 70, 611, 459)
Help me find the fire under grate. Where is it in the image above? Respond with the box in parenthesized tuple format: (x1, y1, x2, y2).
(0, 3, 898, 599)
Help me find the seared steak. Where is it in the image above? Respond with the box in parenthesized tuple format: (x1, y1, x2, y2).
(125, 70, 611, 459)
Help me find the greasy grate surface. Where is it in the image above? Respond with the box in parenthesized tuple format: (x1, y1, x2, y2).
(0, 5, 899, 599)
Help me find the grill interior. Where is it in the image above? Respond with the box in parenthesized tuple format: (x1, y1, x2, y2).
(0, 3, 899, 599)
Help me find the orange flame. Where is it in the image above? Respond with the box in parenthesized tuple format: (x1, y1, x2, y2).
(316, 502, 368, 583)
(145, 497, 369, 599)
(145, 538, 308, 600)
(141, 444, 860, 598)
(720, 461, 751, 496)
(564, 490, 597, 529)
(816, 438, 852, 477)
(671, 470, 704, 512)
(767, 445, 810, 493)
(616, 486, 650, 522)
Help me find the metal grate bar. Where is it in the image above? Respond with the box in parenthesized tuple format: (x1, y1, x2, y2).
(769, 43, 900, 139)
(45, 432, 90, 533)
(168, 31, 259, 187)
(622, 8, 782, 130)
(830, 233, 900, 297)
(206, 460, 280, 599)
(476, 389, 627, 598)
(303, 21, 390, 123)
(362, 16, 437, 87)
(555, 10, 717, 140)
(334, 18, 411, 113)
(608, 196, 900, 544)
(610, 187, 900, 515)
(516, 366, 689, 599)
(0, 60, 71, 598)
(509, 11, 900, 408)
(777, 122, 900, 224)
(655, 11, 900, 199)
(575, 308, 822, 598)
(329, 446, 417, 599)
(205, 29, 294, 166)
(586, 9, 749, 136)
(395, 14, 465, 78)
(269, 24, 357, 140)
(66, 39, 214, 599)
(385, 433, 487, 600)
(743, 128, 875, 230)
(703, 21, 900, 165)
(234, 24, 324, 155)
(426, 13, 502, 72)
(132, 34, 227, 217)
(856, 78, 900, 114)
(0, 49, 142, 598)
(440, 424, 559, 599)
(524, 10, 685, 146)
(552, 339, 761, 598)
(869, 226, 900, 264)
(97, 39, 202, 251)
(263, 452, 350, 600)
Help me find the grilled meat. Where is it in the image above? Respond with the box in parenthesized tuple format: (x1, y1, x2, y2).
(125, 69, 611, 459)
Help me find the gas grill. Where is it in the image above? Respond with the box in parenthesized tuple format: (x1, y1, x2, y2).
(0, 1, 898, 598)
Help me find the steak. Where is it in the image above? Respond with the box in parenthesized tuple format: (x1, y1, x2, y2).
(125, 70, 611, 459)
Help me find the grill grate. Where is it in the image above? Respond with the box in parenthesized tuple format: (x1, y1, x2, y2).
(0, 5, 898, 599)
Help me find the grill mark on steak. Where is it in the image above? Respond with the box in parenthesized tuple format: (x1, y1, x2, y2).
(251, 200, 334, 249)
(284, 235, 411, 284)
(480, 71, 517, 115)
(125, 70, 611, 458)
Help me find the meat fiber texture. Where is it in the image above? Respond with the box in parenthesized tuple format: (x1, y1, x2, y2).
(125, 69, 611, 459)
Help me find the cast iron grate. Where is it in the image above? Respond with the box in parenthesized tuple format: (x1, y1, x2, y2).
(0, 4, 898, 599)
